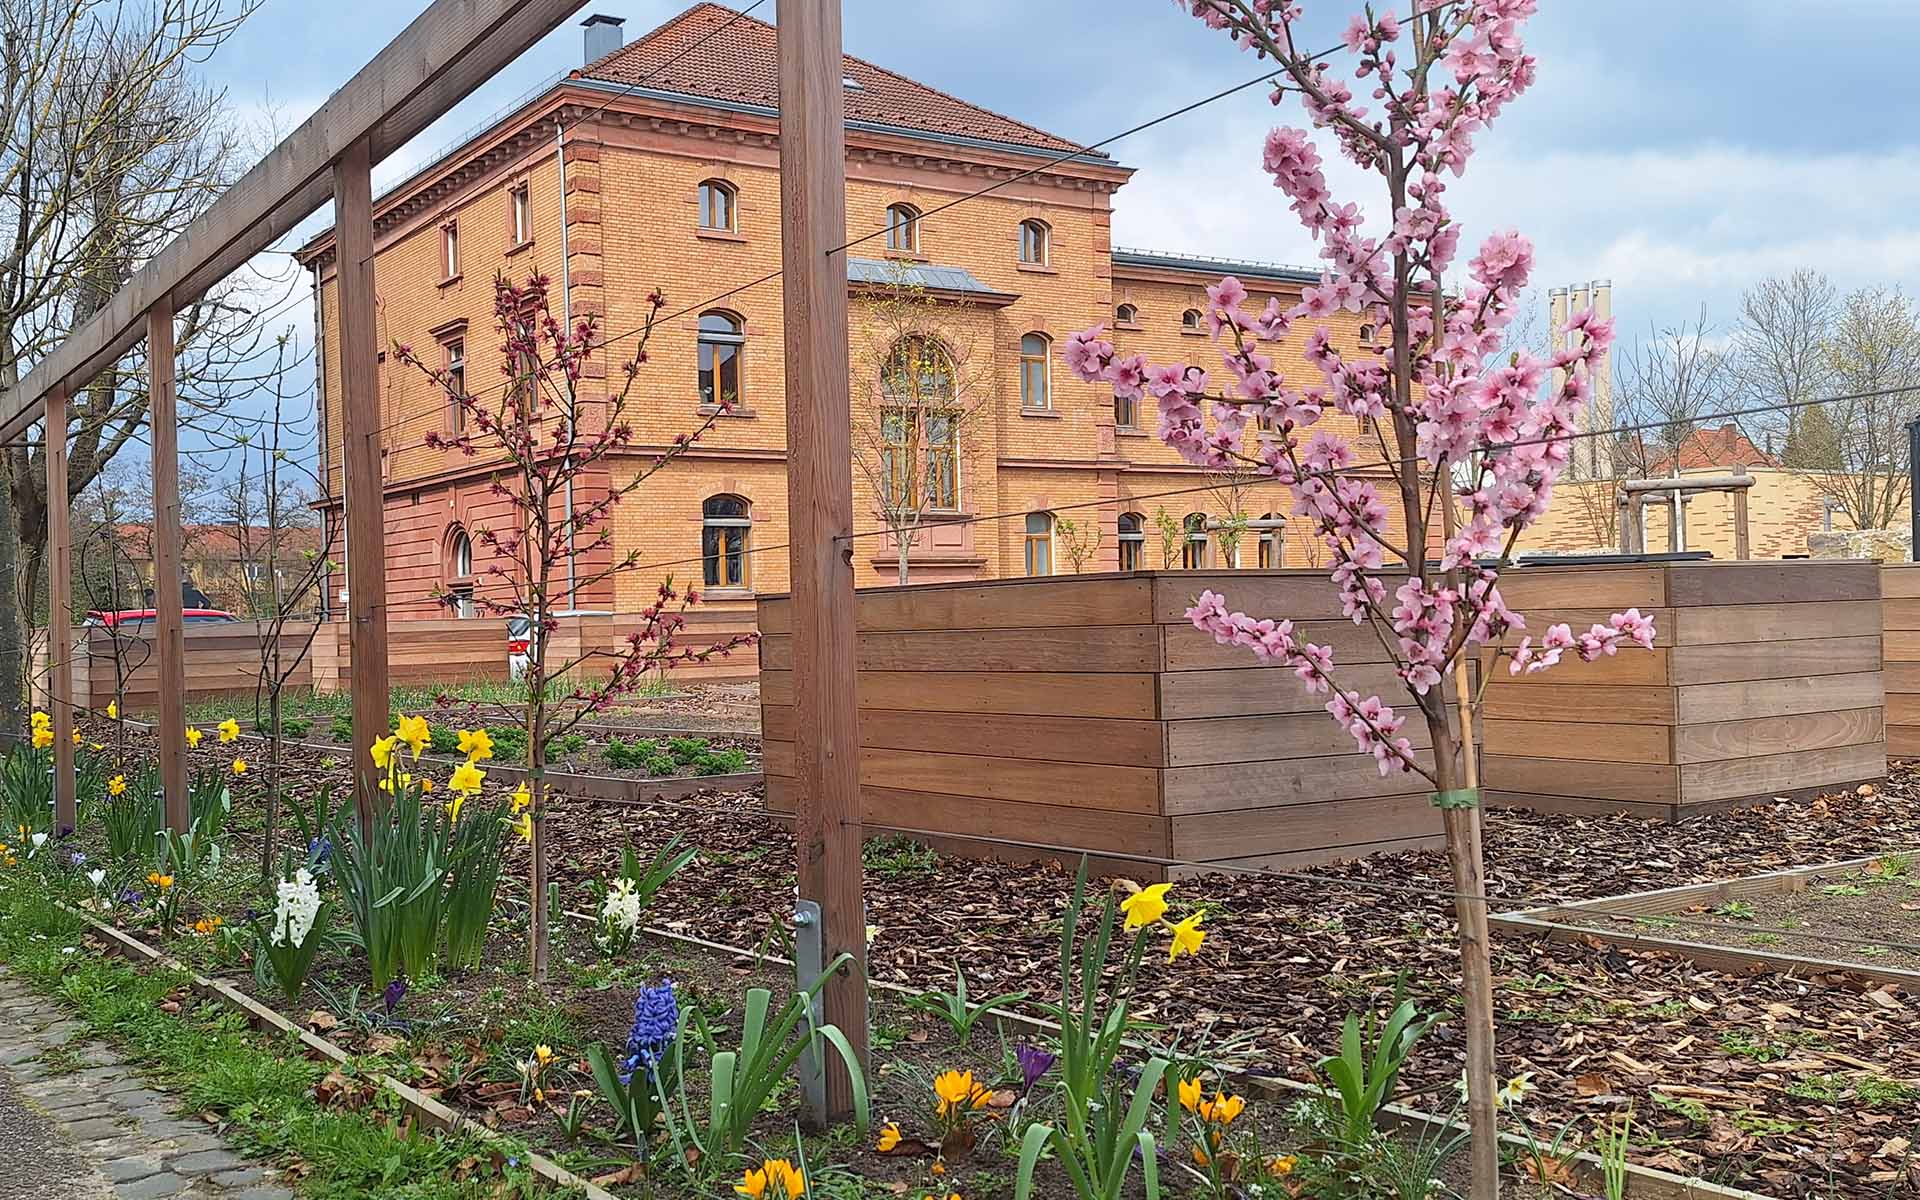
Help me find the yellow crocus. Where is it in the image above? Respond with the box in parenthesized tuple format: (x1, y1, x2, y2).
(217, 717, 240, 743)
(185, 727, 203, 748)
(106, 701, 118, 720)
(1167, 909, 1207, 962)
(875, 1122, 902, 1152)
(107, 775, 127, 797)
(1118, 882, 1172, 930)
(231, 758, 248, 776)
(395, 714, 430, 758)
(533, 1044, 553, 1064)
(1268, 1154, 1298, 1177)
(448, 760, 485, 795)
(735, 1159, 804, 1199)
(1178, 1076, 1203, 1112)
(456, 728, 494, 762)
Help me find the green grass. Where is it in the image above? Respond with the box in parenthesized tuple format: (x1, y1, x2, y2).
(0, 879, 543, 1199)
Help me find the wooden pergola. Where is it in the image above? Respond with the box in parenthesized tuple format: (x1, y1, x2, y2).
(0, 0, 868, 1116)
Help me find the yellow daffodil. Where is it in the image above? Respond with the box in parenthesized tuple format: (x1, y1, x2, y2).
(510, 812, 533, 842)
(510, 783, 531, 813)
(371, 734, 398, 769)
(1268, 1155, 1298, 1178)
(30, 710, 48, 730)
(30, 727, 52, 749)
(456, 728, 494, 762)
(1167, 909, 1207, 962)
(217, 717, 240, 743)
(448, 760, 485, 795)
(395, 714, 430, 758)
(1119, 882, 1172, 929)
(90, 742, 103, 752)
(71, 730, 81, 747)
(875, 1122, 902, 1152)
(1178, 1076, 1203, 1112)
(107, 775, 127, 797)
(1497, 1072, 1534, 1109)
(444, 793, 465, 823)
(231, 758, 248, 776)
(421, 778, 435, 794)
(185, 727, 203, 748)
(107, 701, 118, 720)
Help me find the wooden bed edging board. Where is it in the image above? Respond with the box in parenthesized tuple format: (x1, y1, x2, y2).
(1882, 565, 1920, 757)
(67, 907, 616, 1200)
(1488, 853, 1920, 989)
(532, 902, 1767, 1200)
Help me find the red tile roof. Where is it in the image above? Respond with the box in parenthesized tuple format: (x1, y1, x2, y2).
(1651, 423, 1778, 473)
(579, 3, 1094, 157)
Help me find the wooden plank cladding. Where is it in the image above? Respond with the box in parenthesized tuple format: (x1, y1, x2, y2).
(1884, 566, 1920, 757)
(757, 570, 1457, 880)
(1483, 560, 1886, 821)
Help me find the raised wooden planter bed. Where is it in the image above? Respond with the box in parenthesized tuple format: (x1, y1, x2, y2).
(1481, 560, 1886, 821)
(1883, 565, 1920, 757)
(757, 572, 1469, 880)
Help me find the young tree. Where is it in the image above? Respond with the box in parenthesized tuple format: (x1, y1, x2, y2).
(850, 262, 992, 583)
(401, 273, 753, 980)
(1053, 516, 1102, 572)
(1801, 286, 1920, 530)
(1065, 6, 1655, 1194)
(1732, 269, 1838, 462)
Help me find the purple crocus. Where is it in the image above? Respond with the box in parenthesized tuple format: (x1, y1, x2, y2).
(383, 977, 408, 1013)
(1015, 1043, 1057, 1093)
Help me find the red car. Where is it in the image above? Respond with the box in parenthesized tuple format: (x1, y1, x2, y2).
(85, 608, 240, 627)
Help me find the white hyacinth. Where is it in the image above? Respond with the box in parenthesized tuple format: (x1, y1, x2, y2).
(600, 877, 642, 936)
(271, 867, 322, 947)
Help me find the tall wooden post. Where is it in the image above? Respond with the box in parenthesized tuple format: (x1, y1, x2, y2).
(46, 385, 75, 835)
(334, 136, 388, 830)
(776, 0, 870, 1122)
(148, 300, 189, 833)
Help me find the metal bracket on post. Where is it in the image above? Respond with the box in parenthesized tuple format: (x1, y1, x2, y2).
(792, 899, 827, 1129)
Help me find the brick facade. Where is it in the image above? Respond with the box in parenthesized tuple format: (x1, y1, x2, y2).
(298, 5, 1389, 628)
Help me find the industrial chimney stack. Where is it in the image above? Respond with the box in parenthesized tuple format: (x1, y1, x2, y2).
(1547, 281, 1614, 480)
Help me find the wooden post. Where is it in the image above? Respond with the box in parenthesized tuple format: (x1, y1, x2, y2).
(776, 0, 870, 1122)
(334, 136, 388, 829)
(148, 300, 189, 833)
(1731, 466, 1751, 560)
(46, 385, 75, 835)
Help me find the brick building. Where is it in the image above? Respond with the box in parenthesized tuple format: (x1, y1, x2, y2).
(296, 4, 1390, 627)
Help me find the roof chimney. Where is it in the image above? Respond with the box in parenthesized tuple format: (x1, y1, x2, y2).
(582, 14, 625, 65)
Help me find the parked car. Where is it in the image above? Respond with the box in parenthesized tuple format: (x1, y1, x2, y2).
(84, 608, 240, 628)
(504, 610, 611, 681)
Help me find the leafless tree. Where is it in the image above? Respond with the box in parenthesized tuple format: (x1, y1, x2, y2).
(850, 261, 992, 584)
(1730, 269, 1839, 466)
(0, 0, 270, 733)
(1800, 286, 1920, 530)
(1613, 309, 1732, 478)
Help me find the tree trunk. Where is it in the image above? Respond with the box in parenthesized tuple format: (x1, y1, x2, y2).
(895, 527, 910, 585)
(0, 454, 22, 737)
(261, 686, 281, 880)
(528, 702, 549, 981)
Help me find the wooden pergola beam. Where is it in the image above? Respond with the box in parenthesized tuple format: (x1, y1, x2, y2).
(149, 301, 189, 832)
(0, 0, 587, 441)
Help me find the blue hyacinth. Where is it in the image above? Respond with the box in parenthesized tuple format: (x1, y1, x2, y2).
(618, 982, 679, 1084)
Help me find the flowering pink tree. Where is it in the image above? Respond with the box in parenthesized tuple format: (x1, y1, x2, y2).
(1064, 3, 1653, 1193)
(398, 274, 755, 981)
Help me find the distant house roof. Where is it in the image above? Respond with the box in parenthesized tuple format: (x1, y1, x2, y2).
(580, 3, 1097, 158)
(115, 523, 322, 559)
(847, 257, 1015, 303)
(1112, 247, 1320, 286)
(1652, 423, 1778, 474)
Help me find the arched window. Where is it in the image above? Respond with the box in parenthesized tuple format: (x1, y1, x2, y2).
(1018, 219, 1050, 265)
(1256, 512, 1283, 569)
(1020, 333, 1051, 410)
(1117, 511, 1145, 572)
(447, 528, 475, 618)
(702, 495, 752, 589)
(1359, 323, 1376, 345)
(1181, 308, 1203, 331)
(1182, 513, 1209, 569)
(697, 311, 745, 409)
(1024, 512, 1054, 576)
(1115, 303, 1138, 326)
(881, 336, 959, 510)
(886, 203, 920, 253)
(698, 179, 736, 231)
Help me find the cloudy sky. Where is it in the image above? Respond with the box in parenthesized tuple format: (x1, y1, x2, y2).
(199, 0, 1920, 461)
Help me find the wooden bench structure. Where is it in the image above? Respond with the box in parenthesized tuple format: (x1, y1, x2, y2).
(1481, 559, 1886, 820)
(758, 571, 1467, 879)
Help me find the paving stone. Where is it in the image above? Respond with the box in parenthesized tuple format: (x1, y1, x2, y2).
(167, 1149, 243, 1176)
(208, 1167, 270, 1188)
(122, 1104, 178, 1127)
(0, 1043, 43, 1066)
(153, 1127, 221, 1150)
(44, 1099, 119, 1122)
(115, 1173, 189, 1199)
(75, 1044, 124, 1067)
(101, 1156, 166, 1184)
(64, 1116, 132, 1142)
(107, 1088, 172, 1111)
(226, 1188, 295, 1200)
